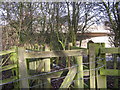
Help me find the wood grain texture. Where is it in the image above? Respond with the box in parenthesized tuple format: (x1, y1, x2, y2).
(25, 49, 88, 59)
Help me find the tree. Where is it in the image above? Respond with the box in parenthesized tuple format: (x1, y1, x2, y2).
(66, 2, 101, 47)
(0, 2, 103, 50)
(0, 2, 40, 48)
(100, 1, 120, 47)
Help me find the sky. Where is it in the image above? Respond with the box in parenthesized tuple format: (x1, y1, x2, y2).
(0, 0, 119, 2)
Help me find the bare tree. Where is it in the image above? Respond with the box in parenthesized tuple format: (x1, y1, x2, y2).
(1, 2, 103, 50)
(100, 1, 120, 47)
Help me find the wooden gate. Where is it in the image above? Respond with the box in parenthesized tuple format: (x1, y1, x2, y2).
(0, 43, 120, 89)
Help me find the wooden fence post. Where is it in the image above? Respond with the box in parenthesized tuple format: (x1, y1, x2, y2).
(95, 43, 107, 88)
(18, 47, 29, 89)
(66, 43, 73, 67)
(44, 45, 51, 88)
(88, 43, 96, 88)
(74, 56, 84, 88)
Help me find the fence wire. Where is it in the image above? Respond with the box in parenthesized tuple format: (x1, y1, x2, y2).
(0, 57, 106, 87)
(30, 63, 105, 88)
(30, 61, 105, 88)
(0, 65, 77, 86)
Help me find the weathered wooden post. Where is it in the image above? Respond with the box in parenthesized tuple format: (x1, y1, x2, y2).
(95, 43, 107, 88)
(44, 45, 51, 88)
(88, 42, 96, 88)
(67, 43, 73, 67)
(74, 56, 84, 88)
(18, 47, 29, 89)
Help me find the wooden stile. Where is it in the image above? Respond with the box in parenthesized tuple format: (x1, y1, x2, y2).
(1, 43, 120, 89)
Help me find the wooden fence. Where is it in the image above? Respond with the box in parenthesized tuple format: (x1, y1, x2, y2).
(0, 43, 120, 89)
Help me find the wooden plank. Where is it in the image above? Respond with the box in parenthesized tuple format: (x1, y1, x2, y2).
(44, 45, 51, 88)
(100, 69, 120, 76)
(0, 49, 15, 56)
(101, 47, 120, 54)
(29, 61, 36, 72)
(66, 43, 72, 67)
(25, 49, 88, 59)
(74, 56, 84, 88)
(71, 46, 87, 50)
(0, 64, 17, 72)
(84, 70, 89, 76)
(96, 43, 107, 88)
(18, 47, 29, 89)
(60, 67, 77, 88)
(88, 43, 96, 88)
(0, 76, 18, 85)
(36, 60, 44, 72)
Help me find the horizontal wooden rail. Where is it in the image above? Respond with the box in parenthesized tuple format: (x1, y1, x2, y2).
(0, 64, 17, 72)
(101, 48, 120, 54)
(25, 49, 88, 58)
(70, 46, 87, 50)
(0, 76, 18, 85)
(100, 69, 120, 76)
(0, 49, 16, 56)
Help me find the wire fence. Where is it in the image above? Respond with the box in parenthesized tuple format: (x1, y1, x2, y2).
(30, 63, 105, 88)
(1, 55, 119, 88)
(0, 57, 105, 88)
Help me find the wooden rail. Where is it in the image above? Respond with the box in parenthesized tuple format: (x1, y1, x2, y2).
(25, 49, 88, 58)
(100, 69, 120, 76)
(0, 64, 17, 72)
(101, 47, 120, 54)
(0, 49, 15, 56)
